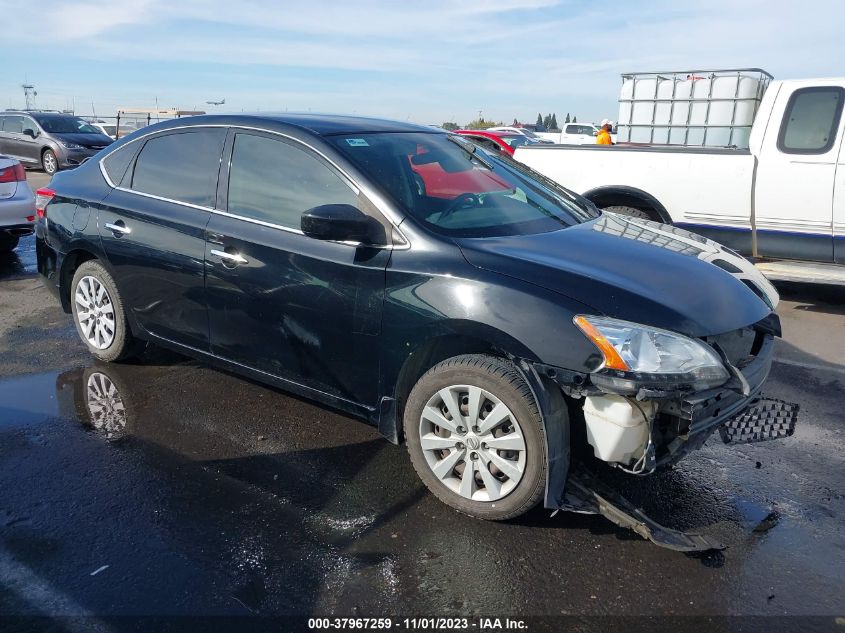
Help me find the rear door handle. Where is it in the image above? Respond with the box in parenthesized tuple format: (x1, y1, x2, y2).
(104, 221, 131, 236)
(209, 249, 248, 266)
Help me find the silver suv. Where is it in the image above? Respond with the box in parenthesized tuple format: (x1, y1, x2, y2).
(0, 111, 114, 176)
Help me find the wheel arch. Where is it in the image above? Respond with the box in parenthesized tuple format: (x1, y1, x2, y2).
(582, 185, 672, 223)
(380, 324, 538, 444)
(41, 144, 59, 162)
(59, 244, 122, 317)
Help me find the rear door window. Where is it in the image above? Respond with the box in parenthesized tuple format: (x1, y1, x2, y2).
(130, 129, 226, 207)
(778, 86, 845, 154)
(226, 132, 359, 230)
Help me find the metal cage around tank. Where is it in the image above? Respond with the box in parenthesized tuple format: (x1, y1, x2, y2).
(616, 68, 773, 148)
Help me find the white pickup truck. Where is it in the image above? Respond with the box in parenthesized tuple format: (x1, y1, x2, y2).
(515, 77, 845, 282)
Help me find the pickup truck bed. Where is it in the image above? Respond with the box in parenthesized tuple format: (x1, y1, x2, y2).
(514, 77, 845, 271)
(516, 143, 754, 234)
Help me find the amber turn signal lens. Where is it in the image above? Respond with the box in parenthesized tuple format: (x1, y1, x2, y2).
(573, 315, 630, 371)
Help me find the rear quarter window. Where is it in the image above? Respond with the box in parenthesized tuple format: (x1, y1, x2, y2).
(101, 144, 139, 186)
(130, 129, 226, 207)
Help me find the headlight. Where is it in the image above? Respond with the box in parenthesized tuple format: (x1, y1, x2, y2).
(60, 141, 84, 150)
(574, 315, 729, 394)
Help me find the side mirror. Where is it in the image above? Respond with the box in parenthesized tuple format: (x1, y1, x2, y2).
(23, 128, 38, 139)
(301, 204, 380, 244)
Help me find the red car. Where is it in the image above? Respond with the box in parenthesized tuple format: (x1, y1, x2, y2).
(408, 138, 511, 199)
(453, 129, 533, 156)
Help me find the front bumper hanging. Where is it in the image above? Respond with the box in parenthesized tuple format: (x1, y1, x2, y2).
(556, 394, 799, 553)
(561, 469, 727, 552)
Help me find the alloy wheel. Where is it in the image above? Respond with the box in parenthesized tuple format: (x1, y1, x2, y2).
(43, 151, 57, 174)
(74, 275, 116, 350)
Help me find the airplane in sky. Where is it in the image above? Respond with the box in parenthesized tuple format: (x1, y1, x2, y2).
(206, 98, 225, 106)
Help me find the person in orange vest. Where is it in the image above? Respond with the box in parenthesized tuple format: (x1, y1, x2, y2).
(596, 119, 613, 145)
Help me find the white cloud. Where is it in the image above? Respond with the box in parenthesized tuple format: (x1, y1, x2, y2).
(42, 0, 158, 38)
(1, 0, 843, 123)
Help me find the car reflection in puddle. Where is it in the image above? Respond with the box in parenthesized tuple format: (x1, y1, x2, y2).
(80, 369, 127, 440)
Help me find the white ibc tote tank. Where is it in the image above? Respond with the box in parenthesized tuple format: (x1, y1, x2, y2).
(616, 69, 771, 147)
(617, 78, 634, 141)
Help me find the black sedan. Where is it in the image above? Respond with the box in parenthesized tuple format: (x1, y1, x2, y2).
(35, 114, 792, 539)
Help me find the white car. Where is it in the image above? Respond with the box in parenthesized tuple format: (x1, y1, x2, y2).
(89, 122, 117, 139)
(486, 126, 553, 144)
(0, 155, 35, 252)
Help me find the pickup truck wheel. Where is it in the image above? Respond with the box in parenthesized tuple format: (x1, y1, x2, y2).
(602, 205, 653, 221)
(404, 354, 546, 520)
(71, 260, 136, 362)
(0, 234, 20, 252)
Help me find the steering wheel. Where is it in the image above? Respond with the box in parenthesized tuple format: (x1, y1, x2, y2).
(440, 193, 481, 220)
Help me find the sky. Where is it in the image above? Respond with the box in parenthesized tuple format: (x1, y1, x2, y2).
(1, 0, 844, 126)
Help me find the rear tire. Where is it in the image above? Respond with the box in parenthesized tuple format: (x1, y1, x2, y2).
(404, 354, 547, 521)
(602, 205, 655, 221)
(70, 260, 137, 362)
(0, 234, 19, 252)
(42, 149, 58, 175)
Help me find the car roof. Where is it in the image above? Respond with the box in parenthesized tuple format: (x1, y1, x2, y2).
(455, 129, 517, 138)
(137, 113, 440, 137)
(3, 111, 77, 118)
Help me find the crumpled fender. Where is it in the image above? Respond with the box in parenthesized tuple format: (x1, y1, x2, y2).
(513, 359, 570, 509)
(515, 358, 727, 553)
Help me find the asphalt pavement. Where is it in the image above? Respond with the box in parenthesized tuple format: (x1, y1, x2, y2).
(0, 171, 843, 627)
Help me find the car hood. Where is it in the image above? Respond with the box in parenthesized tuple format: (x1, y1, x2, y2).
(52, 133, 113, 148)
(456, 213, 779, 337)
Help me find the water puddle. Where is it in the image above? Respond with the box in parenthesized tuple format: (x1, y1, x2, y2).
(0, 370, 62, 428)
(0, 234, 37, 280)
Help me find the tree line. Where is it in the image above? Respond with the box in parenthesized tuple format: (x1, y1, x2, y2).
(441, 112, 576, 132)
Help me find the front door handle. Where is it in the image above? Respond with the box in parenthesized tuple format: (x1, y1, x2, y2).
(209, 249, 248, 266)
(104, 221, 131, 236)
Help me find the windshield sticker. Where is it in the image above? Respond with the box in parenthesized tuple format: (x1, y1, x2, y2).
(345, 138, 369, 147)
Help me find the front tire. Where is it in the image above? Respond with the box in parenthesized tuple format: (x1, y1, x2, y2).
(404, 354, 547, 520)
(70, 260, 136, 362)
(42, 149, 58, 175)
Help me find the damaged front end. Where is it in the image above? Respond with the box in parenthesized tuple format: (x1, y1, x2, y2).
(527, 312, 798, 552)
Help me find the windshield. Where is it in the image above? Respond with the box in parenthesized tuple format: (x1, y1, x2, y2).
(328, 132, 597, 238)
(35, 116, 101, 134)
